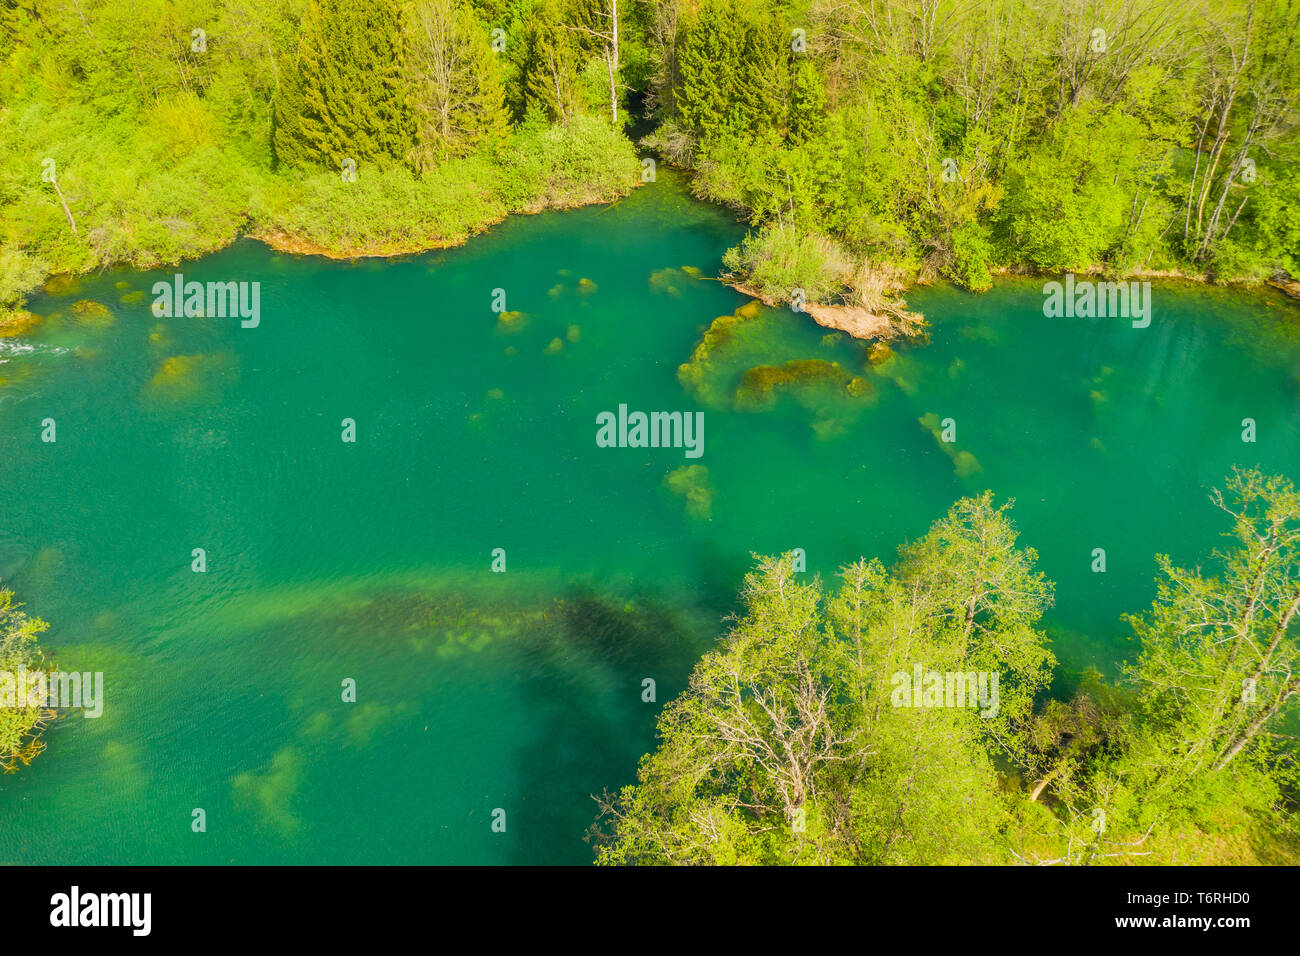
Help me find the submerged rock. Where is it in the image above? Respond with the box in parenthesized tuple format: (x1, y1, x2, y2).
(71, 300, 114, 327)
(734, 359, 869, 411)
(649, 267, 686, 297)
(496, 310, 528, 332)
(867, 342, 894, 366)
(0, 310, 42, 338)
(43, 274, 81, 296)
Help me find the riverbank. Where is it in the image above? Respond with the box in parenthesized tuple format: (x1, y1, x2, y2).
(1, 116, 642, 321)
(728, 281, 926, 342)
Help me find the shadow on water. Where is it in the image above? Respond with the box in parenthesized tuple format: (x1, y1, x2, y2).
(503, 549, 747, 864)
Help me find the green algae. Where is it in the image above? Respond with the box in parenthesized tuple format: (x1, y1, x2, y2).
(663, 464, 714, 520)
(919, 412, 983, 478)
(734, 359, 874, 412)
(71, 299, 114, 327)
(233, 745, 304, 836)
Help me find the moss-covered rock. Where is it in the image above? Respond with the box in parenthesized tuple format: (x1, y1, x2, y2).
(71, 299, 114, 327)
(734, 359, 864, 411)
(0, 310, 41, 338)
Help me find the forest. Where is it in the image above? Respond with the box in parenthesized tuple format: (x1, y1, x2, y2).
(591, 470, 1300, 865)
(2, 0, 1299, 323)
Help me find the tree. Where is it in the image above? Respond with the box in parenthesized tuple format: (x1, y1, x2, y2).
(592, 492, 1055, 864)
(518, 0, 584, 123)
(272, 0, 410, 169)
(403, 0, 511, 170)
(1127, 469, 1300, 778)
(0, 584, 54, 773)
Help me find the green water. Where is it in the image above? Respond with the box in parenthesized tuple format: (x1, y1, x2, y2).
(1, 171, 1298, 864)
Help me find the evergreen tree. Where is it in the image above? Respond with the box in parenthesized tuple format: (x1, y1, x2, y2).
(272, 0, 410, 170)
(736, 10, 788, 136)
(674, 0, 747, 140)
(787, 56, 825, 144)
(518, 0, 582, 123)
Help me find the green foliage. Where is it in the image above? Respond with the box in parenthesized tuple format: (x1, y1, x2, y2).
(655, 0, 1300, 298)
(0, 584, 52, 773)
(402, 0, 511, 171)
(0, 0, 640, 302)
(596, 476, 1300, 865)
(273, 0, 410, 169)
(722, 225, 851, 305)
(594, 493, 1056, 864)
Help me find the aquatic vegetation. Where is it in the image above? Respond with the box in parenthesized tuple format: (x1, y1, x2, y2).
(577, 277, 598, 295)
(233, 745, 304, 836)
(145, 352, 235, 406)
(120, 290, 145, 305)
(548, 284, 566, 298)
(19, 548, 65, 594)
(496, 310, 528, 332)
(681, 266, 702, 277)
(734, 359, 872, 412)
(486, 388, 505, 400)
(0, 310, 41, 338)
(96, 739, 150, 799)
(663, 464, 714, 520)
(919, 412, 983, 478)
(649, 267, 691, 297)
(344, 702, 413, 749)
(871, 350, 920, 395)
(544, 337, 564, 354)
(566, 324, 581, 342)
(676, 310, 760, 406)
(150, 354, 201, 390)
(42, 275, 81, 297)
(0, 584, 53, 773)
(867, 342, 894, 366)
(70, 300, 114, 327)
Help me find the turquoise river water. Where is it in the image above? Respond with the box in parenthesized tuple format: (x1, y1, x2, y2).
(1, 171, 1298, 863)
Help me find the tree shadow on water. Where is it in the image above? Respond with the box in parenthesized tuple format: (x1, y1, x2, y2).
(503, 570, 737, 865)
